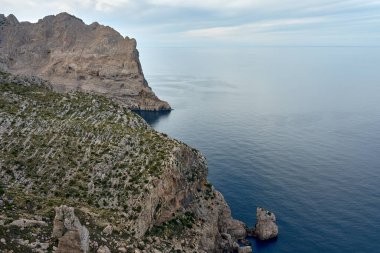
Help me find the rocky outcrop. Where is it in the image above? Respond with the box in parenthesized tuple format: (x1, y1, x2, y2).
(253, 207, 278, 240)
(0, 13, 170, 110)
(52, 205, 89, 253)
(0, 71, 247, 252)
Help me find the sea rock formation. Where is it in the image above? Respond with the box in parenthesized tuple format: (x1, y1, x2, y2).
(253, 207, 279, 240)
(0, 71, 247, 252)
(0, 13, 170, 111)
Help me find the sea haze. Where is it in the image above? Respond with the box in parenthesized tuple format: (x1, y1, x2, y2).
(137, 47, 380, 253)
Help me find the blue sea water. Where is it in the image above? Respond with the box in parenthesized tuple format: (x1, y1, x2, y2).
(137, 47, 380, 253)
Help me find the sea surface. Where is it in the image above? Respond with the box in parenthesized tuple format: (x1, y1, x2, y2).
(137, 47, 380, 253)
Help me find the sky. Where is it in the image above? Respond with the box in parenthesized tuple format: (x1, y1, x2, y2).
(1, 0, 380, 47)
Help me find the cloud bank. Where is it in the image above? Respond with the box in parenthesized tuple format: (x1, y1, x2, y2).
(1, 0, 379, 47)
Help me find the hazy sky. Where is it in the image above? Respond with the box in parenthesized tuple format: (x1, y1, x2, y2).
(1, 0, 380, 47)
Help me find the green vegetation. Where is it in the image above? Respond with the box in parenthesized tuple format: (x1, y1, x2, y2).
(204, 183, 215, 200)
(0, 70, 10, 77)
(146, 212, 196, 239)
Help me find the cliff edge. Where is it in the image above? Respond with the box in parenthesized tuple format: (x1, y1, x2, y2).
(0, 13, 170, 111)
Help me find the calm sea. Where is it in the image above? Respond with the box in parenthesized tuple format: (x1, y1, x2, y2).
(137, 47, 380, 253)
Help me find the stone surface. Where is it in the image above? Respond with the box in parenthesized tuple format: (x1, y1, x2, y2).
(0, 13, 170, 111)
(254, 207, 279, 240)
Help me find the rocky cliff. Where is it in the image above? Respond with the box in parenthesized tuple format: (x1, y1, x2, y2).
(0, 71, 247, 253)
(0, 13, 170, 111)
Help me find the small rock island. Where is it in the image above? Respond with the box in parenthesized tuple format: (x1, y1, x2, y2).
(252, 207, 279, 240)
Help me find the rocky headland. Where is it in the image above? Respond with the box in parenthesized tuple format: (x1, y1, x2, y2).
(0, 13, 170, 111)
(0, 71, 248, 252)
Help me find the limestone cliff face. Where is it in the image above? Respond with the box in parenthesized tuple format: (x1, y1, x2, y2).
(0, 13, 170, 111)
(0, 72, 246, 252)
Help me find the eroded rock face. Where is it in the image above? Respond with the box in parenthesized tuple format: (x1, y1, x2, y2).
(254, 207, 278, 240)
(0, 13, 170, 110)
(52, 205, 89, 253)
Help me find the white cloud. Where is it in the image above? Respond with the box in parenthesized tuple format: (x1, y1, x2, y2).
(147, 0, 380, 12)
(2, 0, 380, 15)
(148, 0, 257, 10)
(184, 17, 329, 38)
(93, 0, 132, 12)
(0, 0, 379, 46)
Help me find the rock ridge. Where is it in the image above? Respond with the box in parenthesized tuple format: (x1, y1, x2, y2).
(0, 13, 170, 111)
